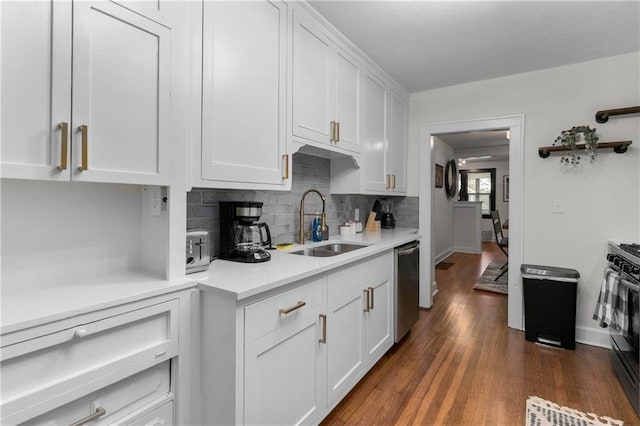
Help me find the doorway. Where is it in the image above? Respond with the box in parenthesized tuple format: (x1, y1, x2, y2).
(418, 115, 524, 330)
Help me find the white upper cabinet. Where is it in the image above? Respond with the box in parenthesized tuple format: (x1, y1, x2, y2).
(199, 0, 290, 190)
(361, 71, 390, 192)
(330, 68, 408, 196)
(72, 1, 170, 185)
(388, 90, 409, 194)
(291, 10, 360, 155)
(0, 1, 171, 185)
(1, 1, 72, 181)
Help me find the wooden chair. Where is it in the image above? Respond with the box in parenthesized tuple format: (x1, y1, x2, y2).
(491, 211, 508, 280)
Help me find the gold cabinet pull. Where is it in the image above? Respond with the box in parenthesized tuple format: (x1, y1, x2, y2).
(368, 286, 374, 310)
(330, 121, 336, 143)
(57, 122, 69, 170)
(385, 174, 391, 190)
(70, 407, 106, 426)
(282, 154, 289, 180)
(336, 121, 340, 142)
(363, 289, 370, 312)
(279, 300, 306, 315)
(391, 174, 396, 189)
(77, 124, 88, 171)
(319, 313, 327, 343)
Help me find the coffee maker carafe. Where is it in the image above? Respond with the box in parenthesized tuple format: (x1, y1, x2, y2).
(220, 201, 272, 263)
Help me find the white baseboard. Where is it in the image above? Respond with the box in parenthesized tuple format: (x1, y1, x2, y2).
(435, 248, 454, 264)
(575, 325, 611, 349)
(454, 245, 482, 255)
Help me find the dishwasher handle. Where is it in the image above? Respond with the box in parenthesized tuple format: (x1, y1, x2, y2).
(397, 243, 419, 256)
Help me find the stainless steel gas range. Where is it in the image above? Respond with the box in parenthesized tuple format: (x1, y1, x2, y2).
(607, 241, 640, 416)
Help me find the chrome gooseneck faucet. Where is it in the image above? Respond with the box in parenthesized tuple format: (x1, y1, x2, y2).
(299, 189, 326, 244)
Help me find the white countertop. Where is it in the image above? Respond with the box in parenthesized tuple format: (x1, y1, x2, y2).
(1, 273, 196, 335)
(1, 228, 419, 335)
(196, 228, 420, 301)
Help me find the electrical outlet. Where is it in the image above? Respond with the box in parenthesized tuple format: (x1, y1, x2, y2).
(552, 198, 564, 214)
(150, 186, 162, 216)
(354, 208, 360, 222)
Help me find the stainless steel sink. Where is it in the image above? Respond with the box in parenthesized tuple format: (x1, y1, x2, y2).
(289, 242, 368, 257)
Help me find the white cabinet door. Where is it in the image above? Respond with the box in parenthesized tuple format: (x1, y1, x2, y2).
(1, 1, 170, 185)
(201, 0, 289, 188)
(364, 278, 392, 362)
(325, 285, 364, 406)
(0, 1, 72, 180)
(388, 91, 408, 194)
(291, 11, 361, 155)
(334, 48, 360, 153)
(71, 1, 170, 185)
(362, 71, 389, 192)
(245, 311, 324, 425)
(291, 11, 333, 145)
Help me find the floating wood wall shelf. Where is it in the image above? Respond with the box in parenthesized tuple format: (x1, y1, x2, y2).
(538, 141, 632, 158)
(595, 106, 640, 123)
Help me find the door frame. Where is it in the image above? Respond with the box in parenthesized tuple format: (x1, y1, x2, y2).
(418, 115, 524, 330)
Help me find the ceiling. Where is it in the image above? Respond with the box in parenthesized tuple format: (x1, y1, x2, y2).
(309, 1, 640, 93)
(437, 130, 510, 161)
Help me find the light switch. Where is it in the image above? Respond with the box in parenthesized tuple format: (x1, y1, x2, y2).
(552, 198, 564, 214)
(354, 208, 360, 222)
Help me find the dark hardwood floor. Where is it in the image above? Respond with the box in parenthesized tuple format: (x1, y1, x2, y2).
(322, 243, 638, 425)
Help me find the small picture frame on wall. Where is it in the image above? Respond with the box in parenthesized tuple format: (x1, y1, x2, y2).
(503, 175, 510, 202)
(435, 163, 443, 188)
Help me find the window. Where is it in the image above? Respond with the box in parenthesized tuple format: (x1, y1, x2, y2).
(458, 168, 496, 218)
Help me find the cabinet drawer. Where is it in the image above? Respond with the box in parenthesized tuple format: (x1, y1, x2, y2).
(245, 277, 325, 342)
(1, 300, 179, 423)
(328, 253, 392, 299)
(125, 400, 174, 426)
(21, 362, 171, 426)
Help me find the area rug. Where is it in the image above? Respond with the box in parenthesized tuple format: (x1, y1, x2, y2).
(473, 263, 508, 294)
(436, 261, 454, 270)
(526, 396, 623, 426)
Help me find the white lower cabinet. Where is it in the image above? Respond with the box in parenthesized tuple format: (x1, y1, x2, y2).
(201, 251, 394, 424)
(244, 308, 324, 425)
(326, 252, 393, 407)
(0, 291, 191, 425)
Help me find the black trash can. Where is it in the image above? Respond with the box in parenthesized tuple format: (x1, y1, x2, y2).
(521, 264, 580, 350)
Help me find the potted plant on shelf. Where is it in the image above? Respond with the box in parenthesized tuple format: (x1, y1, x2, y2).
(553, 125, 599, 165)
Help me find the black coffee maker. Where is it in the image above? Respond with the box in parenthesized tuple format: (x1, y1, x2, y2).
(219, 201, 272, 263)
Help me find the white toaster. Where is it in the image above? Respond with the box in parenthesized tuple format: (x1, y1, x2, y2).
(186, 230, 211, 274)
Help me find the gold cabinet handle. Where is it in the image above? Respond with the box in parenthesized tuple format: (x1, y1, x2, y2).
(57, 122, 69, 170)
(279, 300, 306, 315)
(385, 174, 391, 190)
(391, 174, 396, 189)
(363, 289, 370, 312)
(330, 121, 336, 143)
(336, 121, 340, 143)
(77, 124, 88, 171)
(319, 313, 327, 343)
(368, 286, 374, 310)
(70, 407, 106, 426)
(282, 154, 289, 180)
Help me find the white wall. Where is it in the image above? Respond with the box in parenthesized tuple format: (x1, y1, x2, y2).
(459, 159, 510, 239)
(1, 180, 144, 293)
(408, 52, 640, 346)
(434, 137, 454, 261)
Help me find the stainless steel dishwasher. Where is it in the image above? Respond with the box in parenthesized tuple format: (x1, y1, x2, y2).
(395, 241, 420, 342)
